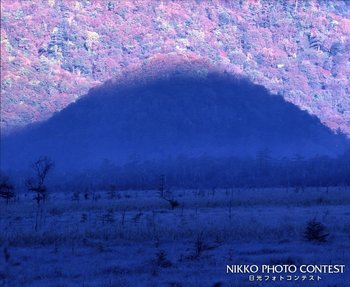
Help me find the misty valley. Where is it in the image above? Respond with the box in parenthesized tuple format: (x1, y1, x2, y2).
(1, 0, 350, 286)
(1, 73, 349, 287)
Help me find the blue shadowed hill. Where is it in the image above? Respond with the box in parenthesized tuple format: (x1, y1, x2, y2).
(1, 71, 349, 171)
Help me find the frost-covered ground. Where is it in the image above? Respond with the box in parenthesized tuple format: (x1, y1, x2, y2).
(1, 187, 349, 287)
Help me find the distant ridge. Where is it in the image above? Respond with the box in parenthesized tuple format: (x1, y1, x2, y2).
(1, 70, 348, 171)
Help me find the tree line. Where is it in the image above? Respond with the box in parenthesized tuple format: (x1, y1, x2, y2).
(65, 149, 350, 191)
(1, 150, 349, 200)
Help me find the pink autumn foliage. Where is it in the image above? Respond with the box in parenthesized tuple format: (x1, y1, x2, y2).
(1, 0, 349, 135)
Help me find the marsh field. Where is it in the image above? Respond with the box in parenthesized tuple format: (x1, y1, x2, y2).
(1, 187, 349, 287)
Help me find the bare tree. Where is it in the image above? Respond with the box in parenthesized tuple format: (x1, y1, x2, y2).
(26, 157, 54, 231)
(158, 174, 179, 209)
(158, 174, 165, 198)
(26, 156, 55, 205)
(0, 174, 15, 204)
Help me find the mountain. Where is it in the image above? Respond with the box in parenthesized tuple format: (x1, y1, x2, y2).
(1, 1, 350, 135)
(1, 72, 348, 171)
